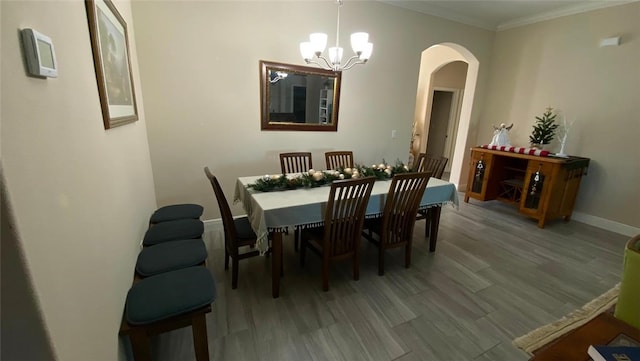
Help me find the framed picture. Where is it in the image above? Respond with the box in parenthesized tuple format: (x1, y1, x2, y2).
(86, 0, 138, 129)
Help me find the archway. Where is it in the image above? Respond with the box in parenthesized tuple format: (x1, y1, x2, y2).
(410, 43, 479, 188)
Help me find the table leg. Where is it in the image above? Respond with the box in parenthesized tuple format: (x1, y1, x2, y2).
(271, 231, 282, 298)
(429, 206, 442, 252)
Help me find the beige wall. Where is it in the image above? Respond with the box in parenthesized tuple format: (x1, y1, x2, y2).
(1, 1, 638, 359)
(1, 1, 156, 360)
(131, 0, 495, 221)
(479, 2, 640, 228)
(433, 61, 468, 89)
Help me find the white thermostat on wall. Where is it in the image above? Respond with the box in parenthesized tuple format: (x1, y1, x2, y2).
(20, 28, 58, 78)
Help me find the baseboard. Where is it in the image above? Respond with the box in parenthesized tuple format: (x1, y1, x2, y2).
(203, 218, 222, 233)
(571, 211, 640, 237)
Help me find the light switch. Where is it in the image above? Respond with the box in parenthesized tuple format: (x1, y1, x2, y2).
(391, 130, 397, 139)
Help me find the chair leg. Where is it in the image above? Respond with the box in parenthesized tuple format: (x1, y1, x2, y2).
(300, 239, 307, 266)
(429, 207, 442, 252)
(354, 250, 360, 281)
(322, 257, 329, 292)
(424, 209, 431, 238)
(405, 242, 412, 268)
(231, 257, 239, 289)
(294, 229, 300, 252)
(129, 328, 152, 361)
(192, 313, 209, 361)
(378, 245, 385, 276)
(224, 248, 230, 270)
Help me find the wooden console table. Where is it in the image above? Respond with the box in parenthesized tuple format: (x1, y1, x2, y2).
(530, 312, 640, 361)
(464, 147, 590, 228)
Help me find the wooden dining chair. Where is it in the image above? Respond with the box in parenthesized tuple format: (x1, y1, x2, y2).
(413, 153, 448, 178)
(363, 172, 431, 275)
(280, 152, 313, 174)
(325, 151, 354, 170)
(300, 177, 375, 291)
(204, 167, 260, 289)
(279, 152, 313, 251)
(413, 154, 448, 237)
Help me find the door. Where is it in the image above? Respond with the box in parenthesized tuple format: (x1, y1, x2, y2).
(426, 90, 453, 158)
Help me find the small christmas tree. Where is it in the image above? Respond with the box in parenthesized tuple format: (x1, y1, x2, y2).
(529, 107, 559, 146)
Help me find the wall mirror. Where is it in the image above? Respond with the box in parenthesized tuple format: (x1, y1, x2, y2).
(260, 60, 341, 131)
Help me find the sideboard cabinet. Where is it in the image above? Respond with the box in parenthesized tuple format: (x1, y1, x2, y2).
(464, 147, 590, 228)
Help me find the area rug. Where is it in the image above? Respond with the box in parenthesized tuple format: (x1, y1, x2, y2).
(513, 283, 620, 354)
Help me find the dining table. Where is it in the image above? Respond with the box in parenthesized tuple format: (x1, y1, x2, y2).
(234, 174, 459, 298)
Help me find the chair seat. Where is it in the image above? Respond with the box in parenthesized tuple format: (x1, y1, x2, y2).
(234, 217, 257, 240)
(150, 204, 203, 224)
(126, 266, 216, 325)
(136, 239, 208, 277)
(143, 219, 204, 246)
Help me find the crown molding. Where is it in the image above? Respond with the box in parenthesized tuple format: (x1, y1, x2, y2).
(379, 1, 496, 31)
(381, 0, 639, 32)
(497, 0, 639, 31)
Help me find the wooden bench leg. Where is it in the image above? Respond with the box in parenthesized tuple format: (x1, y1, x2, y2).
(192, 313, 209, 361)
(129, 328, 152, 361)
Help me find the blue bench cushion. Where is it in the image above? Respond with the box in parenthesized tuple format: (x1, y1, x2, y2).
(150, 204, 203, 224)
(143, 219, 204, 246)
(126, 266, 216, 325)
(136, 239, 208, 277)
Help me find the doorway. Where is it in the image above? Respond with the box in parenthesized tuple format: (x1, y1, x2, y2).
(426, 88, 463, 174)
(411, 43, 480, 189)
(293, 86, 306, 123)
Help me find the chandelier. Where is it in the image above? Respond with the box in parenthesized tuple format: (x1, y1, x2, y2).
(299, 0, 373, 72)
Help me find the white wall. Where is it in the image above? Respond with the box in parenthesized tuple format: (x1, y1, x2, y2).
(1, 1, 157, 360)
(131, 0, 495, 220)
(479, 2, 640, 228)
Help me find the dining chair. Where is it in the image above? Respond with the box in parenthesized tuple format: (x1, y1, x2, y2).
(300, 177, 375, 291)
(362, 172, 431, 275)
(279, 152, 313, 251)
(325, 151, 354, 170)
(204, 167, 260, 289)
(413, 153, 448, 178)
(279, 152, 313, 174)
(413, 153, 448, 237)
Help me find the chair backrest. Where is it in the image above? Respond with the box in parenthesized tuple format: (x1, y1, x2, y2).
(204, 167, 237, 252)
(280, 152, 313, 174)
(413, 153, 448, 179)
(322, 177, 375, 259)
(380, 172, 432, 246)
(325, 151, 354, 170)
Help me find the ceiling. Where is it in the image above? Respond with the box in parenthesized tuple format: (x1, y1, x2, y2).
(380, 0, 635, 30)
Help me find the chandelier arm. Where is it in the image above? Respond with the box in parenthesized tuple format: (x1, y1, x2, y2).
(315, 55, 335, 70)
(304, 59, 325, 68)
(341, 55, 365, 71)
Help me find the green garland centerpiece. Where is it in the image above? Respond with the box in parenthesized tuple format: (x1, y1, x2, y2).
(247, 160, 410, 192)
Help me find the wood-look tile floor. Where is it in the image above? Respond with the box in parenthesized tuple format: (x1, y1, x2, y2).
(150, 195, 629, 361)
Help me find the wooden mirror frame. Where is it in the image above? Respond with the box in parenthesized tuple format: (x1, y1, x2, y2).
(260, 60, 342, 132)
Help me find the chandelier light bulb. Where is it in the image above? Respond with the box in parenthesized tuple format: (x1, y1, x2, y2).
(299, 42, 314, 61)
(359, 43, 373, 61)
(350, 32, 369, 53)
(309, 33, 328, 54)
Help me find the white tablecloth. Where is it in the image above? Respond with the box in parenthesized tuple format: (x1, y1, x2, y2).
(234, 175, 459, 253)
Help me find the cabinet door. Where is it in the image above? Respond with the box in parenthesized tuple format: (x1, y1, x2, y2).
(520, 161, 554, 217)
(465, 150, 494, 201)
